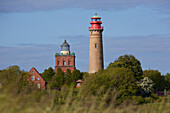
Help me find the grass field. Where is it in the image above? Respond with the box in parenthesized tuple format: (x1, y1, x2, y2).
(0, 89, 169, 113)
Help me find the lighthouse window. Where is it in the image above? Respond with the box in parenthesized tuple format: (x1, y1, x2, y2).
(95, 43, 97, 48)
(63, 61, 66, 65)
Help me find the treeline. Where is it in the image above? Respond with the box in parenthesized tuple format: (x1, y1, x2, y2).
(41, 67, 85, 89)
(0, 54, 170, 112)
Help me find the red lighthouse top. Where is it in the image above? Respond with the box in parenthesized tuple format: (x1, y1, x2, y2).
(89, 13, 104, 30)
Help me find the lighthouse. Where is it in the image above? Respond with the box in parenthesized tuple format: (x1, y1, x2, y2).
(88, 13, 104, 73)
(55, 40, 76, 73)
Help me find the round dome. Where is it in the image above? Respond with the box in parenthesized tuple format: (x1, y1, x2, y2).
(61, 40, 70, 51)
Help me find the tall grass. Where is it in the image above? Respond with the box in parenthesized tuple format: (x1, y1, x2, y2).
(0, 86, 169, 113)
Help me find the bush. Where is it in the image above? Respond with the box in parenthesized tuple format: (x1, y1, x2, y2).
(144, 97, 154, 103)
(81, 67, 140, 105)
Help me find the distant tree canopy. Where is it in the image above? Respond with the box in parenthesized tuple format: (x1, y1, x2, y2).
(1, 58, 168, 106)
(0, 65, 36, 93)
(82, 67, 140, 104)
(143, 70, 166, 91)
(0, 65, 22, 87)
(65, 69, 72, 86)
(165, 73, 170, 91)
(49, 68, 83, 89)
(108, 55, 143, 80)
(72, 69, 81, 82)
(51, 68, 65, 88)
(42, 67, 55, 82)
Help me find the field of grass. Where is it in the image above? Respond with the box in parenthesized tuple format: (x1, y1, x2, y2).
(0, 88, 169, 113)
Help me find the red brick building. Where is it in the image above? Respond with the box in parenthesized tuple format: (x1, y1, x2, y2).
(55, 40, 76, 73)
(28, 67, 45, 89)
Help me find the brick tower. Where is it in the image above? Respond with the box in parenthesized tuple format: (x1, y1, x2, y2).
(88, 13, 104, 73)
(55, 40, 76, 73)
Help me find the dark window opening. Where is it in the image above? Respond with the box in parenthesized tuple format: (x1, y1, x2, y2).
(68, 61, 70, 65)
(57, 61, 60, 65)
(95, 43, 97, 48)
(63, 61, 66, 65)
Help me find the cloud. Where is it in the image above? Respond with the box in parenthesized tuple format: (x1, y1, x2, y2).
(1, 0, 170, 13)
(104, 34, 170, 74)
(0, 44, 58, 72)
(0, 34, 170, 74)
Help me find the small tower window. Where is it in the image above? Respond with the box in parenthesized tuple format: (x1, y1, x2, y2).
(57, 61, 60, 65)
(63, 61, 66, 65)
(95, 43, 97, 48)
(68, 61, 70, 66)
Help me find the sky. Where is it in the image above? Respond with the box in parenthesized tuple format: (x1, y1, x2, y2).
(0, 0, 170, 74)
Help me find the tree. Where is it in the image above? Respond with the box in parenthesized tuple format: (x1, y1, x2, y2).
(0, 65, 36, 93)
(0, 65, 21, 87)
(82, 67, 140, 104)
(143, 69, 166, 91)
(42, 67, 55, 82)
(165, 73, 170, 91)
(51, 68, 65, 88)
(65, 69, 72, 86)
(72, 69, 81, 82)
(138, 77, 154, 97)
(7, 65, 21, 74)
(108, 54, 143, 80)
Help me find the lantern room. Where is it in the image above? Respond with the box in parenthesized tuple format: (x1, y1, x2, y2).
(60, 40, 70, 55)
(89, 13, 104, 30)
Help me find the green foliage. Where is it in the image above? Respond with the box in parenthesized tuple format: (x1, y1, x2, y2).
(108, 54, 143, 80)
(65, 69, 72, 86)
(42, 67, 55, 82)
(0, 65, 37, 94)
(0, 65, 20, 87)
(82, 67, 140, 105)
(72, 69, 81, 82)
(51, 68, 65, 88)
(131, 96, 145, 104)
(144, 97, 154, 103)
(143, 69, 166, 91)
(1, 65, 168, 113)
(165, 73, 170, 91)
(7, 65, 21, 74)
(150, 93, 158, 100)
(0, 65, 26, 87)
(138, 77, 154, 97)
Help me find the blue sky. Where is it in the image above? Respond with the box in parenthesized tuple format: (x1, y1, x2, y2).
(0, 0, 170, 74)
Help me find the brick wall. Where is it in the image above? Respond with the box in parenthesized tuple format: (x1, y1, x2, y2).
(55, 55, 75, 73)
(28, 67, 45, 89)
